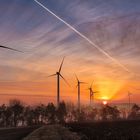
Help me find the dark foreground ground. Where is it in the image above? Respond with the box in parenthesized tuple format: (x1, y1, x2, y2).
(0, 121, 140, 140)
(0, 126, 40, 140)
(66, 120, 140, 140)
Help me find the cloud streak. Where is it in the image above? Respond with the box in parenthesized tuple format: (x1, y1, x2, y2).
(34, 0, 131, 73)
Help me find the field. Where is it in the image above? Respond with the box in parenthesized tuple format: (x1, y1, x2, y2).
(0, 121, 140, 140)
(23, 125, 81, 140)
(66, 120, 140, 140)
(0, 126, 40, 140)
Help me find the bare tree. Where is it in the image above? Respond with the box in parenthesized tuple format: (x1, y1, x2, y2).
(100, 105, 120, 121)
(9, 99, 24, 127)
(46, 103, 56, 124)
(56, 101, 67, 124)
(128, 104, 140, 120)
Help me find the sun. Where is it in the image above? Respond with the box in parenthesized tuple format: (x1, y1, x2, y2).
(102, 100, 108, 105)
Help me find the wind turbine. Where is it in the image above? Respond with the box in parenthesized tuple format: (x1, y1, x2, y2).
(0, 45, 23, 52)
(88, 81, 98, 106)
(75, 75, 86, 112)
(48, 57, 69, 107)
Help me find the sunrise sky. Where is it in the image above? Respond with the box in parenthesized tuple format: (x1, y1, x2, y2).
(0, 0, 140, 105)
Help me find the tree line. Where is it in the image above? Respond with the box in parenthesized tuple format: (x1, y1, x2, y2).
(0, 99, 139, 127)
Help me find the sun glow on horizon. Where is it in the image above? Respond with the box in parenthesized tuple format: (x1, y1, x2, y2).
(95, 77, 126, 101)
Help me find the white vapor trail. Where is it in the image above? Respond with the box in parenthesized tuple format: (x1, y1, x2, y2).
(34, 0, 131, 73)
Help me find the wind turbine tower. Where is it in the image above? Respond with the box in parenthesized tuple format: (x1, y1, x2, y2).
(75, 75, 85, 112)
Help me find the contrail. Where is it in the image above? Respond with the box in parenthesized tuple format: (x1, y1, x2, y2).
(34, 0, 131, 73)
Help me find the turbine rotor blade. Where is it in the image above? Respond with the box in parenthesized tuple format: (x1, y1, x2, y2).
(90, 80, 94, 88)
(59, 73, 70, 87)
(91, 90, 99, 95)
(0, 45, 23, 52)
(80, 82, 87, 84)
(47, 74, 57, 77)
(92, 91, 99, 93)
(59, 57, 65, 73)
(75, 74, 79, 82)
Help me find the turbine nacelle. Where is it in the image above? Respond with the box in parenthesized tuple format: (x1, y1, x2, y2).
(75, 74, 86, 86)
(56, 72, 59, 75)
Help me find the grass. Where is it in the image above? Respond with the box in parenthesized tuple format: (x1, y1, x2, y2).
(66, 120, 140, 140)
(23, 125, 82, 140)
(0, 126, 39, 140)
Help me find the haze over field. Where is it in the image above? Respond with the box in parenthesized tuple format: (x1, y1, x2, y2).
(0, 0, 140, 104)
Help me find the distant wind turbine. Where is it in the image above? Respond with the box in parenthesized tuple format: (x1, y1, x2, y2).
(0, 45, 23, 52)
(75, 75, 86, 112)
(88, 81, 98, 106)
(48, 57, 69, 106)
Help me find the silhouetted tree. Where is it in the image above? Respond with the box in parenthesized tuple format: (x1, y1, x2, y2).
(0, 99, 135, 127)
(9, 99, 24, 127)
(39, 104, 46, 124)
(46, 103, 56, 124)
(4, 106, 12, 127)
(78, 110, 86, 122)
(34, 104, 45, 125)
(128, 104, 140, 120)
(100, 106, 108, 120)
(23, 106, 35, 126)
(0, 104, 7, 126)
(87, 108, 97, 121)
(65, 102, 76, 122)
(56, 101, 67, 124)
(100, 105, 120, 121)
(71, 109, 79, 122)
